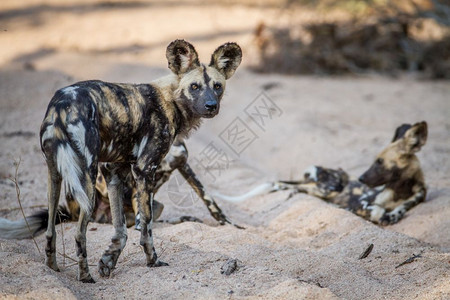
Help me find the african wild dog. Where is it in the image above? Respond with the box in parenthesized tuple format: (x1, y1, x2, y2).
(37, 40, 241, 282)
(0, 139, 240, 240)
(216, 122, 427, 225)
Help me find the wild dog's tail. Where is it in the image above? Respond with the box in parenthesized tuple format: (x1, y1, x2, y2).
(212, 182, 281, 203)
(0, 206, 72, 240)
(56, 143, 92, 214)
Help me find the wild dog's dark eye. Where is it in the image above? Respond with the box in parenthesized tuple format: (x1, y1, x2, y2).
(213, 83, 222, 90)
(376, 158, 384, 165)
(191, 83, 199, 90)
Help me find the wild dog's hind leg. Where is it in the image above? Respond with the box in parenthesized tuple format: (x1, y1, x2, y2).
(132, 164, 168, 267)
(45, 162, 62, 272)
(98, 163, 129, 277)
(75, 165, 97, 283)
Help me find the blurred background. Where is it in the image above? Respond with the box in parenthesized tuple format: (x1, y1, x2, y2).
(1, 0, 449, 78)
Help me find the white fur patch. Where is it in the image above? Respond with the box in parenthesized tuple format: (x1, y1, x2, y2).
(369, 205, 386, 222)
(62, 86, 78, 98)
(56, 144, 91, 213)
(180, 54, 191, 71)
(41, 125, 55, 144)
(133, 136, 148, 158)
(107, 141, 114, 154)
(159, 159, 172, 172)
(67, 121, 93, 167)
(374, 189, 394, 206)
(304, 165, 318, 181)
(169, 144, 186, 157)
(158, 144, 187, 171)
(217, 57, 230, 70)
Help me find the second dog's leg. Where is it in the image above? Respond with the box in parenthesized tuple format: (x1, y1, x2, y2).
(98, 164, 129, 277)
(178, 163, 232, 226)
(132, 164, 168, 267)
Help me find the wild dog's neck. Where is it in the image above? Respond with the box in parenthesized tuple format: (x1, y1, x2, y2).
(151, 74, 202, 138)
(385, 164, 424, 199)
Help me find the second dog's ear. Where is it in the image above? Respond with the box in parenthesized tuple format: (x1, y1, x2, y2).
(209, 42, 242, 79)
(166, 39, 200, 75)
(402, 121, 428, 153)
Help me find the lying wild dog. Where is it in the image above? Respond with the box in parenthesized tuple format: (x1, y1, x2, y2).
(0, 139, 240, 240)
(35, 40, 241, 282)
(215, 122, 427, 225)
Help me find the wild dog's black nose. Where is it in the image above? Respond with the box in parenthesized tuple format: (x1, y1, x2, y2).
(359, 175, 366, 183)
(205, 101, 217, 112)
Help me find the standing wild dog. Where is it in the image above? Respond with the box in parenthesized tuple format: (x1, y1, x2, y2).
(39, 40, 241, 282)
(216, 122, 427, 225)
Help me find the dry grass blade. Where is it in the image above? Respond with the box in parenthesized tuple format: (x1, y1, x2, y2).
(59, 217, 66, 268)
(9, 158, 42, 256)
(57, 251, 77, 263)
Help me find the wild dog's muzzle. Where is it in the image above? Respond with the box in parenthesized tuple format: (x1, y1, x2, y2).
(204, 100, 218, 112)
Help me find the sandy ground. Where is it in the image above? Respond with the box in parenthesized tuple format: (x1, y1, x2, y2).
(0, 1, 449, 299)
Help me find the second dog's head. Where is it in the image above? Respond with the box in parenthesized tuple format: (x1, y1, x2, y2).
(359, 121, 428, 188)
(166, 39, 242, 118)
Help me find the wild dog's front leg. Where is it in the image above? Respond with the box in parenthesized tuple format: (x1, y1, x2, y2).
(380, 186, 426, 225)
(98, 163, 130, 277)
(367, 189, 394, 224)
(132, 164, 168, 267)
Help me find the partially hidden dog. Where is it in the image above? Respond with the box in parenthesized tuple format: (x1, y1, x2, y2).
(215, 122, 428, 225)
(3, 40, 242, 283)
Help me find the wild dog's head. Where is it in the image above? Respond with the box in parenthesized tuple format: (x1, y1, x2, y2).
(166, 39, 242, 118)
(359, 121, 427, 188)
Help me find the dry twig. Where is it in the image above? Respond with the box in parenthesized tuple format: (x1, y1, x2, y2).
(395, 253, 422, 269)
(359, 243, 374, 260)
(9, 158, 41, 256)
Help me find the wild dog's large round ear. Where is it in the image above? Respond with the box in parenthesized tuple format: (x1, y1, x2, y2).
(209, 42, 242, 79)
(391, 124, 412, 142)
(166, 39, 200, 75)
(402, 121, 428, 153)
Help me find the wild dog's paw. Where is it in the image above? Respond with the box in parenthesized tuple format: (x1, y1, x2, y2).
(379, 213, 399, 225)
(147, 260, 169, 268)
(46, 257, 60, 272)
(380, 207, 406, 225)
(79, 274, 96, 283)
(379, 214, 392, 226)
(368, 205, 386, 224)
(98, 251, 120, 277)
(98, 258, 113, 277)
